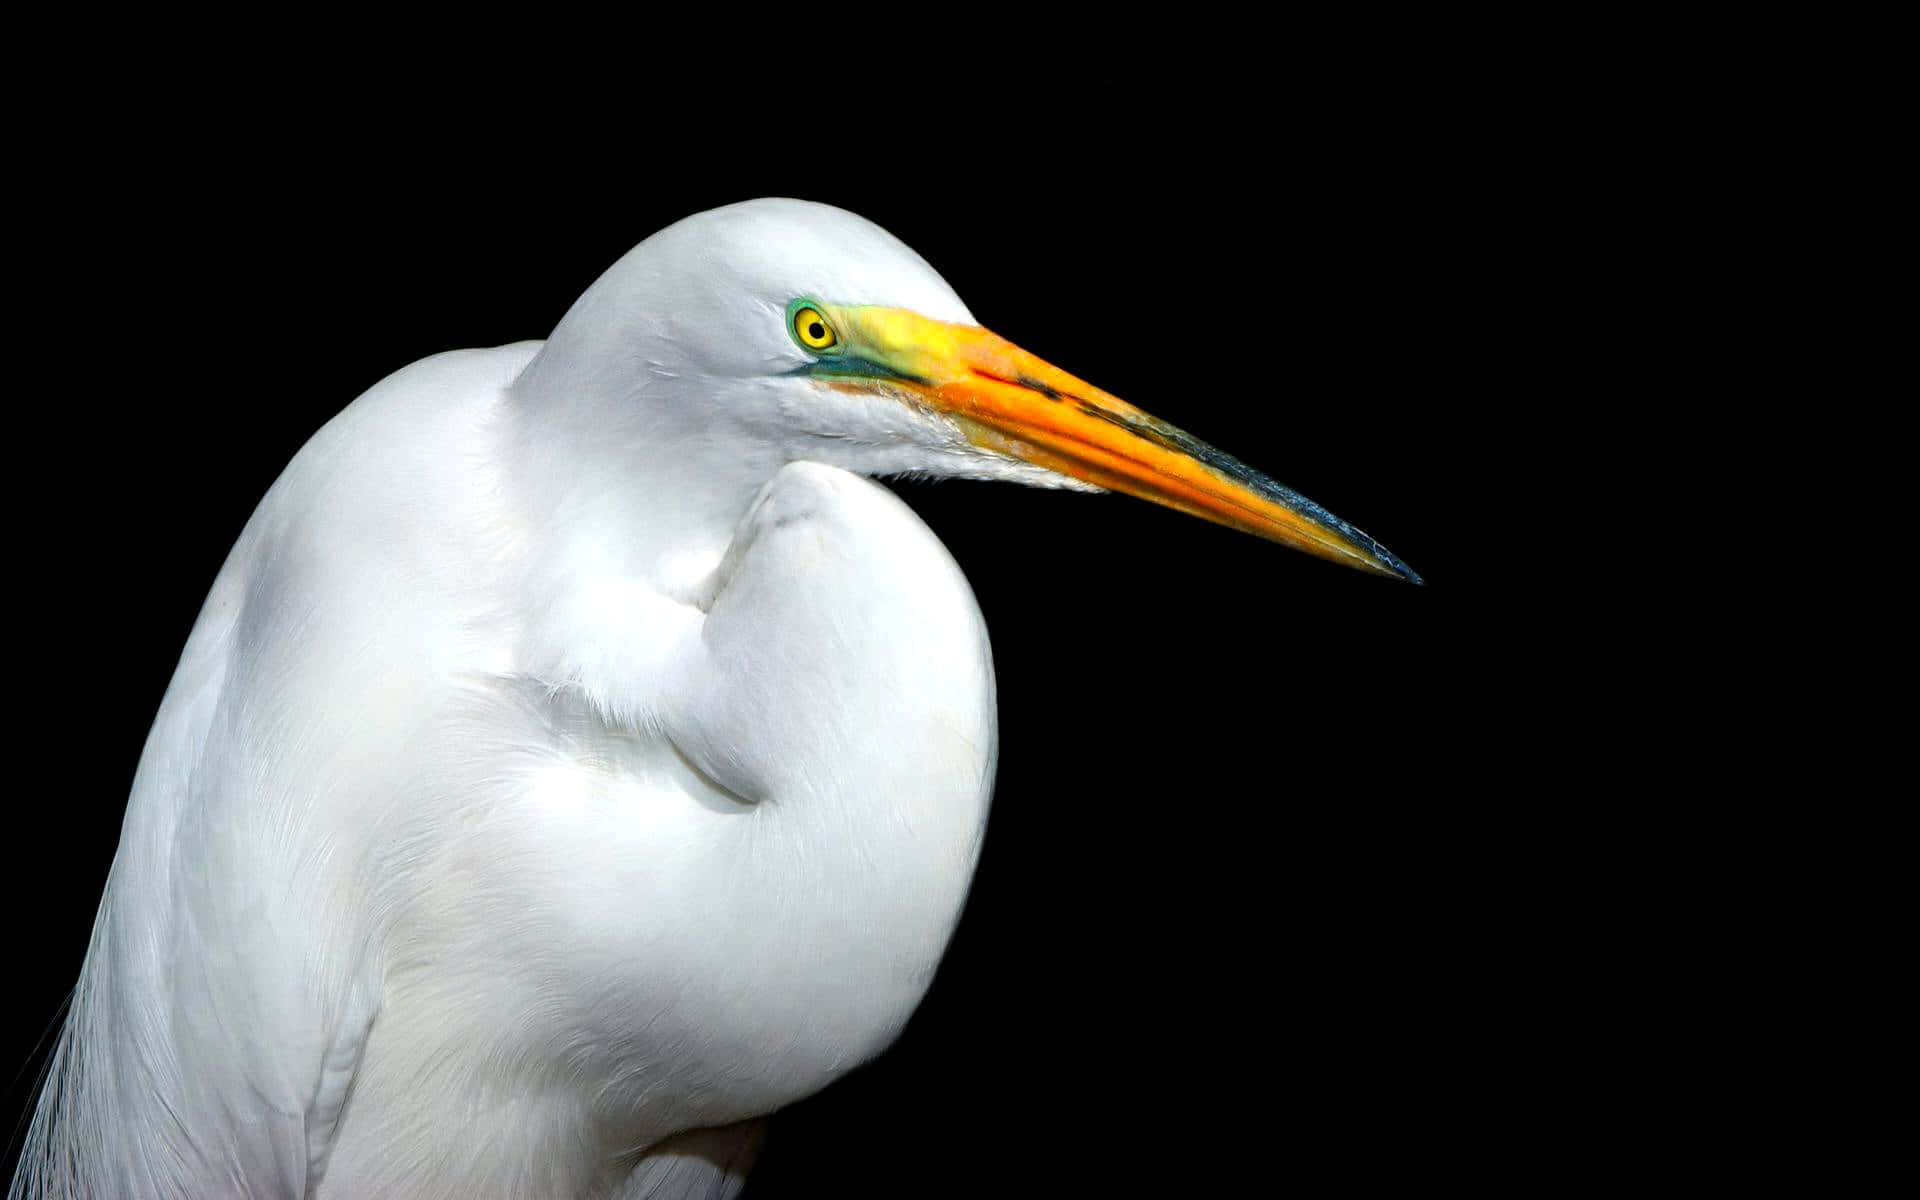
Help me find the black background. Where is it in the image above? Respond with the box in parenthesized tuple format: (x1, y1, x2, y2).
(5, 58, 1623, 1195)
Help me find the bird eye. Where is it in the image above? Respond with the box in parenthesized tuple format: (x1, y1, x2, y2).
(791, 305, 837, 352)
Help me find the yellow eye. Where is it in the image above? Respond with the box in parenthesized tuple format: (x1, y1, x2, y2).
(793, 306, 836, 351)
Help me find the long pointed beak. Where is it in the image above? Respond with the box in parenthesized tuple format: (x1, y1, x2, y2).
(833, 306, 1421, 583)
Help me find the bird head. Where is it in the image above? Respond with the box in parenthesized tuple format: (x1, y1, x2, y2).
(516, 198, 1418, 582)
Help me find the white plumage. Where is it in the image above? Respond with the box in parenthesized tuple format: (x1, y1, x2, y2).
(13, 198, 1415, 1200)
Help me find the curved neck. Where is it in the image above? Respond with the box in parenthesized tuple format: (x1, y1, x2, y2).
(503, 343, 786, 608)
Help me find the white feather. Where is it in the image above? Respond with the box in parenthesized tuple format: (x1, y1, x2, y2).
(14, 200, 1023, 1198)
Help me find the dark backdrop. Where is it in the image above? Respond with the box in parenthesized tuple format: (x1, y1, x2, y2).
(6, 68, 1601, 1196)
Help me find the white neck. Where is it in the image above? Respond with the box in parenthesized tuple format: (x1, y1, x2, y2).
(315, 343, 996, 1193)
(507, 334, 783, 591)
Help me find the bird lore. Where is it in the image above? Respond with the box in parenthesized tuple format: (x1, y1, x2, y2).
(11, 199, 1415, 1200)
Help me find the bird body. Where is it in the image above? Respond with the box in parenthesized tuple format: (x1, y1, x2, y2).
(25, 343, 995, 1197)
(15, 199, 1414, 1199)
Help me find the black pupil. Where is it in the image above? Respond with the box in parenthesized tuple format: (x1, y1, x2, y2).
(808, 321, 826, 341)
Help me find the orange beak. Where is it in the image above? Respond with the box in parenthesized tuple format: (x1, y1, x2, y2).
(812, 304, 1420, 583)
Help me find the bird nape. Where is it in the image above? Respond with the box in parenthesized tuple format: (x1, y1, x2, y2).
(10, 198, 1416, 1200)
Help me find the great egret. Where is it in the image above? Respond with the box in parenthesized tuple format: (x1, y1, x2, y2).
(11, 198, 1416, 1199)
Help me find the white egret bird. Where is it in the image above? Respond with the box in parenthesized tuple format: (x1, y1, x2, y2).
(12, 198, 1417, 1200)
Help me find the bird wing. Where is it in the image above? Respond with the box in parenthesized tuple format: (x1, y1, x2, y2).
(16, 554, 386, 1199)
(12, 344, 541, 1199)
